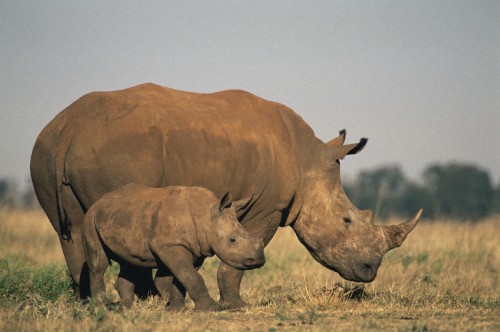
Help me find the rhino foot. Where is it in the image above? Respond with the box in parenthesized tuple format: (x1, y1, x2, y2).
(218, 298, 248, 311)
(119, 296, 135, 309)
(193, 298, 220, 311)
(166, 301, 185, 311)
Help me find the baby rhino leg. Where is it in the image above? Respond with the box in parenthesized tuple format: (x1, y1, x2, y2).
(154, 266, 186, 311)
(134, 268, 157, 299)
(155, 246, 218, 311)
(82, 220, 108, 302)
(115, 264, 138, 308)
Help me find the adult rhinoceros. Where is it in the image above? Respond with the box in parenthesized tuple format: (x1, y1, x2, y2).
(30, 83, 421, 308)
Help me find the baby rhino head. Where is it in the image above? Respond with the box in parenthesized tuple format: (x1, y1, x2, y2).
(209, 194, 265, 270)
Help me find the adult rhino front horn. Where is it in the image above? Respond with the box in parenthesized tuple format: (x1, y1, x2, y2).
(30, 83, 422, 308)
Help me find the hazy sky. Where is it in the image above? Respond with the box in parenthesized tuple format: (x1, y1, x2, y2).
(1, 1, 499, 189)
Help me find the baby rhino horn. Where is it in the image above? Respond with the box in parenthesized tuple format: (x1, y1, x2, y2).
(384, 209, 423, 250)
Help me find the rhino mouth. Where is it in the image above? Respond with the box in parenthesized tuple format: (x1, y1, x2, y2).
(224, 256, 266, 271)
(242, 256, 266, 269)
(323, 264, 377, 283)
(244, 261, 265, 269)
(348, 263, 378, 283)
(315, 252, 380, 283)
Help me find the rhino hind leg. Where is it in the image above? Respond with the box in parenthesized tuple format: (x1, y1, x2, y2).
(58, 184, 91, 298)
(133, 268, 157, 299)
(34, 177, 90, 298)
(82, 219, 108, 301)
(114, 264, 138, 308)
(59, 233, 91, 298)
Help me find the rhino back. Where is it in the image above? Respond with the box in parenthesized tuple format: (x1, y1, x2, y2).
(44, 84, 320, 223)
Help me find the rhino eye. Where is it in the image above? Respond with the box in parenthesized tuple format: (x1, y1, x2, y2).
(229, 238, 236, 243)
(343, 217, 352, 226)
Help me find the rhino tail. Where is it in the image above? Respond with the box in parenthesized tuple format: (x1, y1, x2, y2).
(53, 126, 75, 240)
(82, 209, 106, 271)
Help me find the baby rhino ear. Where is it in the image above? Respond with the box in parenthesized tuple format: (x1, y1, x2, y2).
(210, 202, 221, 218)
(211, 191, 233, 218)
(219, 191, 233, 209)
(230, 194, 254, 212)
(216, 191, 253, 214)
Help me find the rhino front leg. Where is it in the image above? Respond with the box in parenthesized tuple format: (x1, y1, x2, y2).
(217, 211, 282, 310)
(156, 246, 218, 311)
(217, 262, 246, 309)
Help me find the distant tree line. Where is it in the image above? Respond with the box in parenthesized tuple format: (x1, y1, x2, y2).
(1, 162, 499, 220)
(0, 178, 38, 209)
(343, 162, 500, 221)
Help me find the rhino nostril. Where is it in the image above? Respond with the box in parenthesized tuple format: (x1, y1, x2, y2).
(363, 263, 373, 273)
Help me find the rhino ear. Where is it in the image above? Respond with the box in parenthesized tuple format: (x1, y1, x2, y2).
(212, 192, 233, 218)
(332, 138, 368, 160)
(211, 202, 222, 218)
(230, 194, 254, 212)
(326, 129, 346, 147)
(219, 191, 233, 210)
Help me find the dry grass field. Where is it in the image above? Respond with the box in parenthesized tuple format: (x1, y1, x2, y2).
(0, 209, 498, 331)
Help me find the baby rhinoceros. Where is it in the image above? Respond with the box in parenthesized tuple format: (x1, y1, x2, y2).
(82, 184, 265, 310)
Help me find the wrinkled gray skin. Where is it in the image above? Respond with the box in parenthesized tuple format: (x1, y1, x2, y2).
(30, 83, 422, 309)
(83, 184, 265, 310)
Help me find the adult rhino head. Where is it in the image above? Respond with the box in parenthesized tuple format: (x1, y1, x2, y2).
(291, 130, 422, 282)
